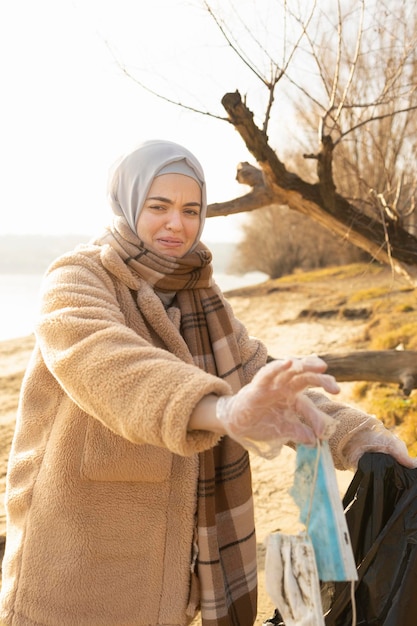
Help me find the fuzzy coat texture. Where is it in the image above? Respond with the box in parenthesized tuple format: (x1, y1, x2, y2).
(0, 241, 372, 626)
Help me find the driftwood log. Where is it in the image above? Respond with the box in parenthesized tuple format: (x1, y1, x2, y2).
(319, 350, 417, 396)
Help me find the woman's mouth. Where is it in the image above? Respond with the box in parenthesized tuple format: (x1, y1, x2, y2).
(157, 237, 184, 248)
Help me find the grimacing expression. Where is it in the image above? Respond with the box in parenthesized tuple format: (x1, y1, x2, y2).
(136, 173, 202, 257)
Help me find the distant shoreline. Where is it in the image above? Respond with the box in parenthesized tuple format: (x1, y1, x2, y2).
(0, 235, 238, 275)
(0, 269, 268, 343)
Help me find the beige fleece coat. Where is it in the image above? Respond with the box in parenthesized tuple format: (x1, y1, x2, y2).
(0, 242, 370, 626)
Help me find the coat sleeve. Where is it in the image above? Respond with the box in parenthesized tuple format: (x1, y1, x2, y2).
(35, 254, 232, 456)
(306, 390, 384, 471)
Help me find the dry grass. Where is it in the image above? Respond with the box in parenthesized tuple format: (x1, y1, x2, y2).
(353, 382, 417, 456)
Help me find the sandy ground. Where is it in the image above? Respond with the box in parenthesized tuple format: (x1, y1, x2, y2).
(219, 286, 361, 624)
(0, 277, 370, 624)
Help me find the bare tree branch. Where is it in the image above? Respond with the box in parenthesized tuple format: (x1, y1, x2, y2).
(213, 92, 417, 282)
(104, 38, 228, 122)
(336, 104, 417, 145)
(327, 0, 364, 133)
(202, 0, 269, 86)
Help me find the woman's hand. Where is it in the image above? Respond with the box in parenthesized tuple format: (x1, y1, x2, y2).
(215, 356, 340, 459)
(341, 417, 417, 470)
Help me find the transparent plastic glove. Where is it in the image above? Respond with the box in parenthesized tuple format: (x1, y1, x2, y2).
(216, 356, 340, 459)
(341, 416, 417, 470)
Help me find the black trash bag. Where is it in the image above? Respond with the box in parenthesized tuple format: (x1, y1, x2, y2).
(262, 608, 284, 625)
(325, 452, 417, 626)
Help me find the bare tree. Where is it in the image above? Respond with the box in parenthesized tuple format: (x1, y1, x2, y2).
(229, 204, 367, 278)
(294, 1, 417, 237)
(114, 0, 417, 283)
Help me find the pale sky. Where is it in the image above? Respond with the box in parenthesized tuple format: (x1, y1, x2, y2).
(0, 0, 264, 242)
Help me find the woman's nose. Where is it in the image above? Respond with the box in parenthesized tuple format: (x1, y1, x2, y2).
(166, 210, 183, 230)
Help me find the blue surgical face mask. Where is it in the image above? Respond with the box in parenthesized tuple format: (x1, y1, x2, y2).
(290, 440, 357, 582)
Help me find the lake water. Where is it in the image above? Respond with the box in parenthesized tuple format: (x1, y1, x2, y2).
(0, 271, 267, 342)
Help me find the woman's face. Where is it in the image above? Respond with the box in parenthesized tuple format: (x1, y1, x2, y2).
(136, 173, 202, 257)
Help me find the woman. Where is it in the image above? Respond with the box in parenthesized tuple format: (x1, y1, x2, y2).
(0, 139, 414, 626)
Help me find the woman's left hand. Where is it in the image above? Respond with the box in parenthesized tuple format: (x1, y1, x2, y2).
(341, 417, 417, 470)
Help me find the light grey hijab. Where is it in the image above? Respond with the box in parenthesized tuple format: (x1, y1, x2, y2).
(108, 139, 207, 245)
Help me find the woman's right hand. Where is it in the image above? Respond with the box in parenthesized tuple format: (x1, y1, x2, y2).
(215, 356, 340, 459)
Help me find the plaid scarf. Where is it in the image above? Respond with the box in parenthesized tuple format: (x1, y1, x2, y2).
(99, 218, 257, 626)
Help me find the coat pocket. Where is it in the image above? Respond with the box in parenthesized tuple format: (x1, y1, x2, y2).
(81, 418, 172, 482)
